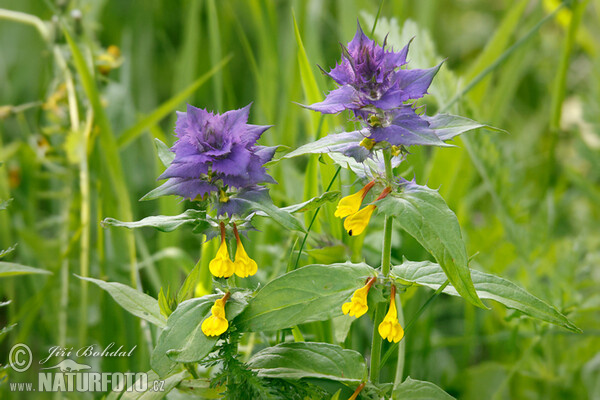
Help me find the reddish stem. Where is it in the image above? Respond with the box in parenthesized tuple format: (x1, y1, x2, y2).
(375, 186, 392, 201)
(232, 222, 241, 243)
(348, 382, 366, 400)
(361, 180, 377, 200)
(219, 222, 226, 243)
(222, 291, 231, 302)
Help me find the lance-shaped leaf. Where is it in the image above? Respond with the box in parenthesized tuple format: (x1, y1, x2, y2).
(236, 263, 377, 332)
(154, 138, 175, 168)
(106, 369, 188, 400)
(281, 131, 367, 160)
(241, 199, 306, 232)
(0, 198, 12, 210)
(391, 260, 580, 332)
(392, 377, 455, 400)
(0, 262, 51, 278)
(376, 185, 486, 309)
(248, 342, 367, 384)
(102, 209, 206, 232)
(151, 291, 249, 377)
(254, 191, 341, 217)
(424, 113, 505, 141)
(77, 276, 166, 328)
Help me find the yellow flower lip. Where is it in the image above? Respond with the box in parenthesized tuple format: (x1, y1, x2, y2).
(232, 223, 258, 278)
(378, 285, 404, 343)
(342, 277, 377, 318)
(344, 204, 376, 236)
(334, 180, 376, 219)
(209, 222, 235, 278)
(342, 186, 392, 236)
(201, 292, 231, 337)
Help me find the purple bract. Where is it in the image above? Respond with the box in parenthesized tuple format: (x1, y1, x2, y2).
(158, 104, 276, 204)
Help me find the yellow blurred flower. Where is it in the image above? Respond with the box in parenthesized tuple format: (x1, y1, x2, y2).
(334, 180, 375, 219)
(97, 45, 123, 75)
(209, 223, 235, 278)
(378, 286, 404, 343)
(201, 292, 230, 337)
(342, 277, 376, 318)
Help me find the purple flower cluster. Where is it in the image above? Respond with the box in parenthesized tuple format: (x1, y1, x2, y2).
(158, 103, 276, 215)
(306, 23, 445, 160)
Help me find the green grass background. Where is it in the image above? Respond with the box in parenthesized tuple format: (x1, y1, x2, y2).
(1, 0, 599, 398)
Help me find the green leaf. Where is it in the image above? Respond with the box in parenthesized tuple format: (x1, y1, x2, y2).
(282, 191, 342, 213)
(243, 199, 306, 233)
(107, 369, 188, 400)
(77, 276, 166, 328)
(282, 131, 366, 160)
(248, 342, 367, 384)
(154, 138, 175, 168)
(0, 244, 17, 259)
(0, 262, 51, 278)
(151, 292, 249, 377)
(236, 263, 377, 332)
(255, 191, 341, 216)
(176, 378, 223, 398)
(158, 287, 173, 319)
(392, 377, 455, 400)
(177, 259, 202, 303)
(102, 210, 206, 232)
(0, 198, 12, 210)
(117, 55, 232, 149)
(425, 114, 506, 141)
(390, 260, 580, 332)
(376, 186, 486, 309)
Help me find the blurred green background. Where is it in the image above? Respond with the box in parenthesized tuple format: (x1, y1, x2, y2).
(1, 0, 599, 398)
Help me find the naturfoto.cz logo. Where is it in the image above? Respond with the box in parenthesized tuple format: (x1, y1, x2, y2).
(7, 343, 165, 394)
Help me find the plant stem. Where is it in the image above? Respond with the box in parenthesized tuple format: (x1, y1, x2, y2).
(0, 8, 50, 42)
(291, 165, 341, 270)
(369, 303, 385, 383)
(370, 149, 395, 383)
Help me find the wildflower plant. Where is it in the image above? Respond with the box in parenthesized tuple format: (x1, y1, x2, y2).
(95, 18, 581, 400)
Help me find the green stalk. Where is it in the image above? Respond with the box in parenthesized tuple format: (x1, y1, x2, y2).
(369, 304, 385, 383)
(291, 165, 341, 271)
(370, 149, 395, 383)
(78, 110, 93, 347)
(0, 8, 50, 42)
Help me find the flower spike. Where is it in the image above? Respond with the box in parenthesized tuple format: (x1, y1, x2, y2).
(201, 292, 230, 337)
(232, 223, 258, 278)
(342, 277, 377, 318)
(209, 223, 235, 278)
(343, 186, 391, 236)
(334, 180, 376, 219)
(378, 285, 404, 343)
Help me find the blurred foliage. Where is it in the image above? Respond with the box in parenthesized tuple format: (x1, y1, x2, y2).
(0, 0, 599, 399)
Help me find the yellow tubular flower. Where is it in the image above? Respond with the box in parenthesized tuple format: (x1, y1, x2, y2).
(233, 223, 257, 278)
(378, 286, 404, 343)
(201, 292, 230, 337)
(344, 205, 376, 236)
(342, 277, 376, 318)
(343, 186, 392, 236)
(209, 223, 235, 278)
(334, 181, 376, 219)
